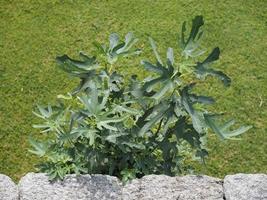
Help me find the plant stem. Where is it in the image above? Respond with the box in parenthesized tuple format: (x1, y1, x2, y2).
(109, 64, 113, 73)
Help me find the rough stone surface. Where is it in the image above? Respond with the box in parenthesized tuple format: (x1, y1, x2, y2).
(1, 172, 263, 199)
(224, 173, 267, 200)
(122, 174, 223, 200)
(0, 174, 18, 200)
(18, 173, 122, 200)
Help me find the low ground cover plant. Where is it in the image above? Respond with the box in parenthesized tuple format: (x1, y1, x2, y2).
(30, 16, 251, 182)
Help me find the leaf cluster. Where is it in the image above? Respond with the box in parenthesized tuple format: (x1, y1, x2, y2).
(30, 16, 251, 182)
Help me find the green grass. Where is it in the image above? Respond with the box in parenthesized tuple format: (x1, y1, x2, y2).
(0, 0, 266, 182)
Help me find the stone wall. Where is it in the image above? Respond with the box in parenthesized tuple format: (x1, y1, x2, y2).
(0, 173, 266, 200)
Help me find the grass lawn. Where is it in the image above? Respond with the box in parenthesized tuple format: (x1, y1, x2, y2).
(0, 0, 266, 182)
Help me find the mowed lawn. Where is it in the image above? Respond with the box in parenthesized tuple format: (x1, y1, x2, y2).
(0, 0, 266, 182)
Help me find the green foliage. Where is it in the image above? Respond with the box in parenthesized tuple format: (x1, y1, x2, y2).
(93, 32, 141, 64)
(30, 16, 251, 182)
